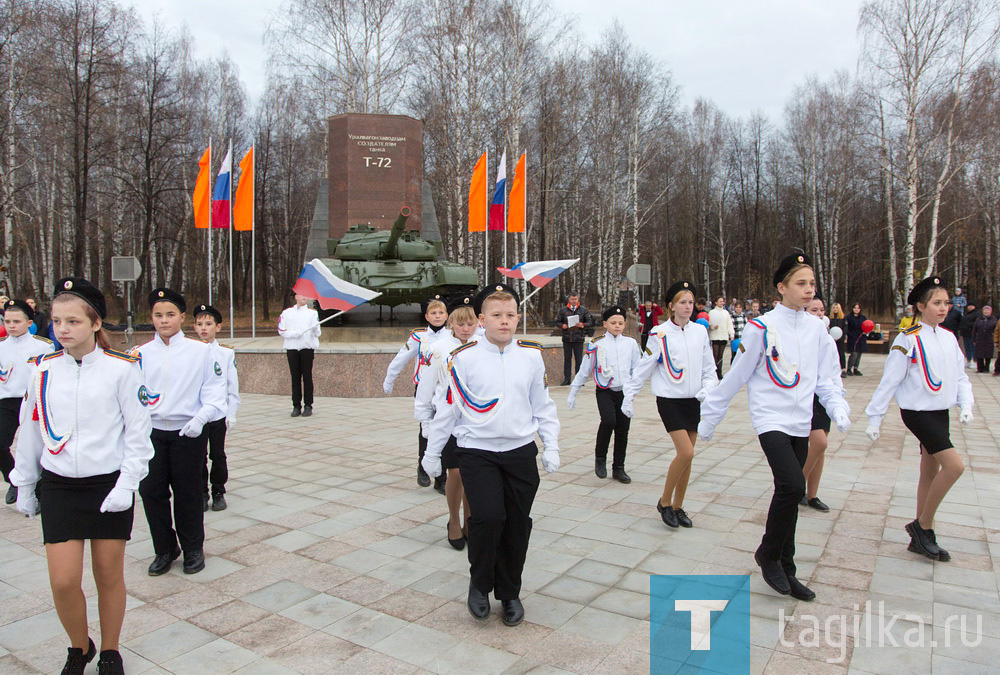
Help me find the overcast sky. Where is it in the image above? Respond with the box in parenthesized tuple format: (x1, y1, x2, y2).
(126, 0, 866, 123)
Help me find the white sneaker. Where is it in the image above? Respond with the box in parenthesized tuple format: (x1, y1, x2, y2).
(966, 361, 975, 369)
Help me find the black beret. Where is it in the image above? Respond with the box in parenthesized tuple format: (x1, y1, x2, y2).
(447, 294, 475, 313)
(193, 303, 222, 324)
(773, 253, 813, 287)
(3, 299, 34, 321)
(602, 305, 626, 321)
(665, 280, 696, 303)
(420, 294, 446, 315)
(54, 277, 107, 319)
(148, 287, 186, 312)
(474, 283, 521, 314)
(907, 276, 948, 307)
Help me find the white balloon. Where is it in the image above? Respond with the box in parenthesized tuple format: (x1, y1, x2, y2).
(822, 315, 831, 329)
(829, 326, 843, 340)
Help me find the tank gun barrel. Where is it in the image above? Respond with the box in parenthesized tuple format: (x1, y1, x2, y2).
(382, 206, 411, 259)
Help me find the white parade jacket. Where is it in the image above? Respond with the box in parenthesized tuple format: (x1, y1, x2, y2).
(570, 332, 641, 394)
(414, 334, 480, 423)
(210, 340, 241, 423)
(624, 319, 717, 401)
(135, 331, 227, 431)
(10, 346, 154, 490)
(865, 323, 973, 427)
(0, 333, 54, 399)
(426, 338, 560, 456)
(278, 304, 321, 350)
(384, 326, 451, 390)
(700, 304, 848, 438)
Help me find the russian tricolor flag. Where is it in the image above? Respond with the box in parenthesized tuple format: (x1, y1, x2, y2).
(488, 149, 507, 231)
(211, 149, 231, 229)
(497, 258, 579, 288)
(293, 259, 382, 311)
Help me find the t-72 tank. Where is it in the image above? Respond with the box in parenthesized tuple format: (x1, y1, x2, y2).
(318, 206, 479, 309)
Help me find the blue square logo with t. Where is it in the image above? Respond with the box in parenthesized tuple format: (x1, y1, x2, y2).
(650, 575, 752, 674)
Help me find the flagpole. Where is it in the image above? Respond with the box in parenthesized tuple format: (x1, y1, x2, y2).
(522, 152, 528, 335)
(228, 139, 234, 339)
(251, 144, 256, 338)
(208, 138, 213, 305)
(483, 149, 489, 285)
(503, 151, 508, 270)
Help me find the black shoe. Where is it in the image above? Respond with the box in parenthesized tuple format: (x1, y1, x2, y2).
(433, 475, 447, 495)
(807, 498, 829, 512)
(97, 650, 125, 675)
(61, 638, 96, 675)
(657, 501, 679, 528)
(905, 520, 941, 560)
(926, 529, 950, 562)
(845, 370, 853, 376)
(148, 545, 181, 576)
(290, 407, 302, 417)
(4, 485, 15, 504)
(468, 585, 490, 620)
(595, 461, 607, 479)
(203, 492, 209, 512)
(560, 379, 571, 386)
(799, 496, 808, 506)
(785, 574, 816, 601)
(501, 598, 524, 626)
(854, 369, 863, 376)
(303, 405, 313, 417)
(447, 523, 466, 551)
(212, 494, 227, 511)
(417, 465, 431, 488)
(754, 551, 791, 595)
(841, 369, 848, 378)
(612, 466, 631, 484)
(183, 549, 206, 574)
(673, 508, 693, 528)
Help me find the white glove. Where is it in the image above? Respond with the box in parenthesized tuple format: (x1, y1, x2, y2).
(383, 380, 394, 395)
(100, 486, 135, 513)
(566, 390, 577, 409)
(421, 454, 442, 478)
(865, 425, 880, 442)
(621, 398, 634, 418)
(959, 409, 973, 425)
(541, 447, 560, 473)
(420, 421, 430, 438)
(226, 417, 236, 432)
(833, 411, 852, 434)
(697, 422, 714, 442)
(695, 388, 708, 403)
(180, 418, 205, 438)
(15, 485, 38, 518)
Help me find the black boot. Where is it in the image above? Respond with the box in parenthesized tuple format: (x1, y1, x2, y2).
(807, 498, 829, 512)
(612, 466, 631, 484)
(416, 464, 431, 488)
(784, 570, 816, 601)
(673, 508, 692, 528)
(147, 545, 181, 576)
(754, 551, 791, 595)
(183, 549, 206, 574)
(212, 494, 228, 511)
(656, 500, 679, 528)
(595, 459, 607, 479)
(61, 638, 96, 675)
(4, 485, 16, 504)
(290, 407, 302, 417)
(905, 520, 942, 560)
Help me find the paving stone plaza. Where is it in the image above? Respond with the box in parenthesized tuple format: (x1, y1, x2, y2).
(0, 354, 997, 674)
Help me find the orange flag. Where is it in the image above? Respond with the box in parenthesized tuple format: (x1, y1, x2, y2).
(507, 153, 526, 233)
(233, 146, 254, 231)
(468, 151, 488, 232)
(193, 147, 211, 229)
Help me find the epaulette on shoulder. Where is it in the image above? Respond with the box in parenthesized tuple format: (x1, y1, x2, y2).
(902, 324, 921, 335)
(104, 348, 140, 363)
(409, 328, 426, 341)
(31, 350, 64, 365)
(450, 341, 478, 357)
(32, 335, 53, 344)
(517, 339, 543, 351)
(218, 343, 234, 349)
(591, 334, 605, 342)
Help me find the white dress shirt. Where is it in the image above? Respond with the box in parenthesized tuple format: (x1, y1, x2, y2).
(278, 304, 321, 350)
(570, 332, 641, 394)
(624, 319, 717, 401)
(0, 333, 54, 399)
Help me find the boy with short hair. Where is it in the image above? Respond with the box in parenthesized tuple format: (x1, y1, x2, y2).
(424, 284, 560, 627)
(193, 304, 240, 512)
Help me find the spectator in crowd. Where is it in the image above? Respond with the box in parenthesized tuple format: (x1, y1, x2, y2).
(898, 305, 918, 331)
(845, 303, 868, 376)
(637, 298, 664, 351)
(556, 293, 594, 385)
(695, 298, 707, 316)
(959, 302, 980, 369)
(707, 296, 734, 379)
(951, 287, 967, 315)
(747, 299, 762, 320)
(25, 297, 47, 336)
(973, 306, 996, 373)
(729, 301, 747, 365)
(830, 302, 848, 377)
(942, 300, 962, 334)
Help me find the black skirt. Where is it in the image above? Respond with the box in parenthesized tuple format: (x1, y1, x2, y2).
(811, 395, 831, 433)
(900, 409, 953, 454)
(656, 397, 700, 433)
(442, 435, 460, 470)
(39, 469, 133, 544)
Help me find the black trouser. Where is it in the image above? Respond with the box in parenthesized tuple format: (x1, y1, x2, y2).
(977, 357, 993, 373)
(836, 341, 846, 370)
(847, 351, 863, 372)
(286, 348, 315, 407)
(563, 342, 584, 382)
(757, 432, 808, 574)
(457, 442, 540, 600)
(0, 397, 21, 484)
(711, 340, 727, 379)
(595, 388, 630, 468)
(640, 333, 651, 351)
(202, 419, 228, 496)
(140, 428, 209, 555)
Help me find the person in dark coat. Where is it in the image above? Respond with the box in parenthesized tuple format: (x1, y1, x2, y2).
(845, 303, 868, 376)
(555, 292, 594, 385)
(941, 302, 962, 334)
(830, 303, 848, 377)
(973, 306, 997, 373)
(959, 302, 980, 368)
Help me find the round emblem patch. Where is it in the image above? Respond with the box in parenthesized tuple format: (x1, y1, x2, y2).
(157, 290, 165, 297)
(797, 255, 804, 263)
(138, 386, 151, 406)
(64, 280, 73, 290)
(683, 282, 689, 288)
(214, 362, 222, 376)
(934, 277, 940, 284)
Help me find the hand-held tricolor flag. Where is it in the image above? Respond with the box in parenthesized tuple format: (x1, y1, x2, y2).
(497, 258, 580, 288)
(193, 147, 211, 229)
(468, 151, 487, 232)
(507, 153, 526, 234)
(488, 149, 507, 231)
(211, 149, 232, 229)
(233, 146, 254, 231)
(293, 259, 381, 312)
